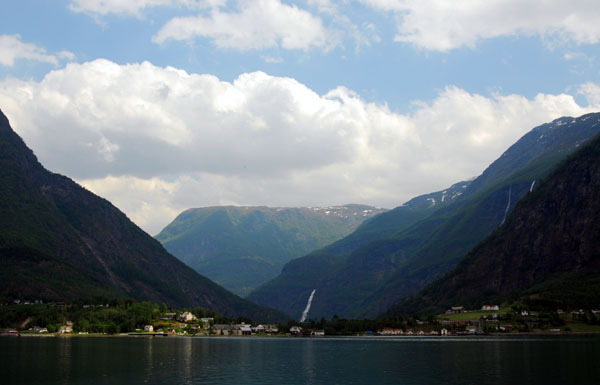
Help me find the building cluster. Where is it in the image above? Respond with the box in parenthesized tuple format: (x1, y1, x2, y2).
(288, 326, 325, 336)
(211, 323, 280, 336)
(377, 328, 449, 336)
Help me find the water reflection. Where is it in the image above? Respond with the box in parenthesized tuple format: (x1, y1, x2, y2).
(2, 336, 600, 385)
(143, 337, 154, 383)
(57, 337, 72, 384)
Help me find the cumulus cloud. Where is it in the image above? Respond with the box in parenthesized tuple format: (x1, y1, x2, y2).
(359, 0, 600, 51)
(0, 34, 75, 67)
(68, 0, 222, 16)
(0, 59, 597, 233)
(153, 0, 331, 51)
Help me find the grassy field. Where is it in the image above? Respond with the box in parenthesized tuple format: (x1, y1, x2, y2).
(440, 307, 511, 321)
(564, 323, 600, 333)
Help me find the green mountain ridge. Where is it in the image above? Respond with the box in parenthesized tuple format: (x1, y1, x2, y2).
(0, 108, 287, 322)
(247, 113, 600, 319)
(156, 204, 386, 296)
(387, 131, 600, 316)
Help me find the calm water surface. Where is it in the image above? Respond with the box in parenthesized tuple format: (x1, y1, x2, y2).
(2, 335, 599, 384)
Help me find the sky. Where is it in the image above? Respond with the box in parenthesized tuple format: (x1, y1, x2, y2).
(1, 0, 599, 234)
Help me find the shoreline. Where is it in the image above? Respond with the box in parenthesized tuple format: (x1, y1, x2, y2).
(8, 330, 600, 339)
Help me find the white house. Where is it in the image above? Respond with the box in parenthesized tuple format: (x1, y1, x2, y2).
(180, 312, 197, 322)
(144, 325, 154, 332)
(58, 321, 73, 334)
(481, 305, 500, 311)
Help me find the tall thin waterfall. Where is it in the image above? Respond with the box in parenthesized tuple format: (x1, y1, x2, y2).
(500, 184, 512, 226)
(300, 289, 316, 322)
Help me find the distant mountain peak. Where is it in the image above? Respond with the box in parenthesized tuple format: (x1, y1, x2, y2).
(155, 204, 386, 297)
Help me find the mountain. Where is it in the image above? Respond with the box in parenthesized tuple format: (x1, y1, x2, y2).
(156, 205, 386, 296)
(387, 131, 600, 316)
(247, 113, 600, 320)
(0, 109, 287, 322)
(314, 180, 472, 257)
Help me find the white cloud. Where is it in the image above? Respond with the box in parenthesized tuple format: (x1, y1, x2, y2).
(0, 59, 597, 233)
(0, 35, 75, 67)
(153, 0, 332, 51)
(359, 0, 600, 51)
(68, 0, 222, 17)
(578, 82, 600, 107)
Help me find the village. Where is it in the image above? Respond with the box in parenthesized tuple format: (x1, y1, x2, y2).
(2, 300, 600, 337)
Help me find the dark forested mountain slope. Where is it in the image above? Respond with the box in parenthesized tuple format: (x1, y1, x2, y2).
(248, 113, 600, 319)
(0, 109, 286, 322)
(387, 132, 600, 316)
(156, 205, 386, 297)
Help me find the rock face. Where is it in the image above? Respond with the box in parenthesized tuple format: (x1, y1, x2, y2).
(247, 113, 600, 320)
(388, 132, 600, 316)
(0, 109, 286, 322)
(156, 205, 386, 297)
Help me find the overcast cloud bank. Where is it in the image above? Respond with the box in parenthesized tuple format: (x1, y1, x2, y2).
(1, 59, 598, 233)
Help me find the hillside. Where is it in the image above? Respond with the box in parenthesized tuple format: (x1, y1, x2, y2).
(387, 132, 600, 316)
(156, 205, 386, 296)
(247, 113, 600, 319)
(0, 108, 287, 322)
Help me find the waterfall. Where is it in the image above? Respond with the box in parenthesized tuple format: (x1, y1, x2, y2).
(500, 185, 512, 226)
(300, 289, 316, 322)
(529, 180, 536, 193)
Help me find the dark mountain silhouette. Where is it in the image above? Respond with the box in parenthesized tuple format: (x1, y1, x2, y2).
(387, 131, 600, 316)
(0, 108, 287, 322)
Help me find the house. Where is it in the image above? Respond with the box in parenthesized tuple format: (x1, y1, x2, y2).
(481, 305, 500, 311)
(417, 330, 425, 336)
(161, 312, 176, 320)
(252, 324, 266, 334)
(311, 330, 325, 336)
(144, 325, 154, 332)
(446, 306, 466, 315)
(429, 330, 438, 335)
(377, 328, 403, 336)
(32, 326, 48, 333)
(200, 317, 214, 324)
(264, 324, 279, 334)
(212, 324, 232, 335)
(440, 328, 448, 335)
(405, 330, 414, 335)
(237, 324, 252, 336)
(465, 325, 477, 334)
(179, 312, 197, 322)
(58, 321, 73, 334)
(289, 326, 302, 335)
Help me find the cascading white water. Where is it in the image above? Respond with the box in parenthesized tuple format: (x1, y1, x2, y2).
(500, 184, 512, 226)
(529, 180, 536, 193)
(300, 289, 316, 322)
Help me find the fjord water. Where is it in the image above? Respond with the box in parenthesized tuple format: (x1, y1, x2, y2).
(3, 336, 600, 384)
